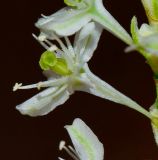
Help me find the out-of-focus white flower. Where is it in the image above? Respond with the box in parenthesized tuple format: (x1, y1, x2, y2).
(126, 1, 158, 75)
(58, 118, 104, 160)
(141, 0, 158, 27)
(126, 16, 158, 76)
(35, 0, 132, 45)
(150, 105, 158, 146)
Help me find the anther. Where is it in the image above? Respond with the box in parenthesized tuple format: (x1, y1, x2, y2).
(37, 82, 43, 90)
(13, 83, 22, 91)
(32, 33, 49, 50)
(32, 33, 58, 52)
(41, 14, 48, 18)
(59, 141, 66, 151)
(59, 141, 80, 160)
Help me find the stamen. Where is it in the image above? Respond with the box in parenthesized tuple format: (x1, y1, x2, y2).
(38, 34, 47, 42)
(37, 82, 43, 90)
(59, 141, 80, 160)
(13, 83, 22, 91)
(68, 146, 80, 159)
(45, 39, 55, 47)
(32, 34, 59, 52)
(41, 14, 48, 18)
(64, 37, 75, 57)
(32, 33, 49, 50)
(59, 141, 66, 150)
(51, 33, 74, 70)
(13, 78, 68, 90)
(33, 33, 74, 72)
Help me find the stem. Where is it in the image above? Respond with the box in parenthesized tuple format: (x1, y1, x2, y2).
(154, 79, 158, 109)
(91, 4, 132, 45)
(84, 64, 152, 119)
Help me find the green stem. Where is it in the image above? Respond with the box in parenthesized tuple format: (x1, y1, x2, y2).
(154, 79, 158, 109)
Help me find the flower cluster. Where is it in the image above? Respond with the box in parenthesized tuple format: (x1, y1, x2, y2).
(13, 0, 158, 158)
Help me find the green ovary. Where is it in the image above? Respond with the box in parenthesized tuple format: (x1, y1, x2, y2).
(39, 51, 57, 70)
(50, 58, 72, 76)
(39, 51, 71, 76)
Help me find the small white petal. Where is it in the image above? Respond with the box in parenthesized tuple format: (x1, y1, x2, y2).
(35, 7, 91, 37)
(16, 85, 69, 117)
(74, 22, 103, 63)
(65, 118, 104, 160)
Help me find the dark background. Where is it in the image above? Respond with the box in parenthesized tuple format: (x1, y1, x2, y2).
(1, 0, 158, 159)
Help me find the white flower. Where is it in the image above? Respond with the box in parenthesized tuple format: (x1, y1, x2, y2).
(35, 0, 132, 45)
(14, 22, 150, 118)
(58, 118, 104, 160)
(14, 22, 101, 116)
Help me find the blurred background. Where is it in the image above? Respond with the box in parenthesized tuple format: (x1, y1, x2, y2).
(1, 0, 158, 159)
